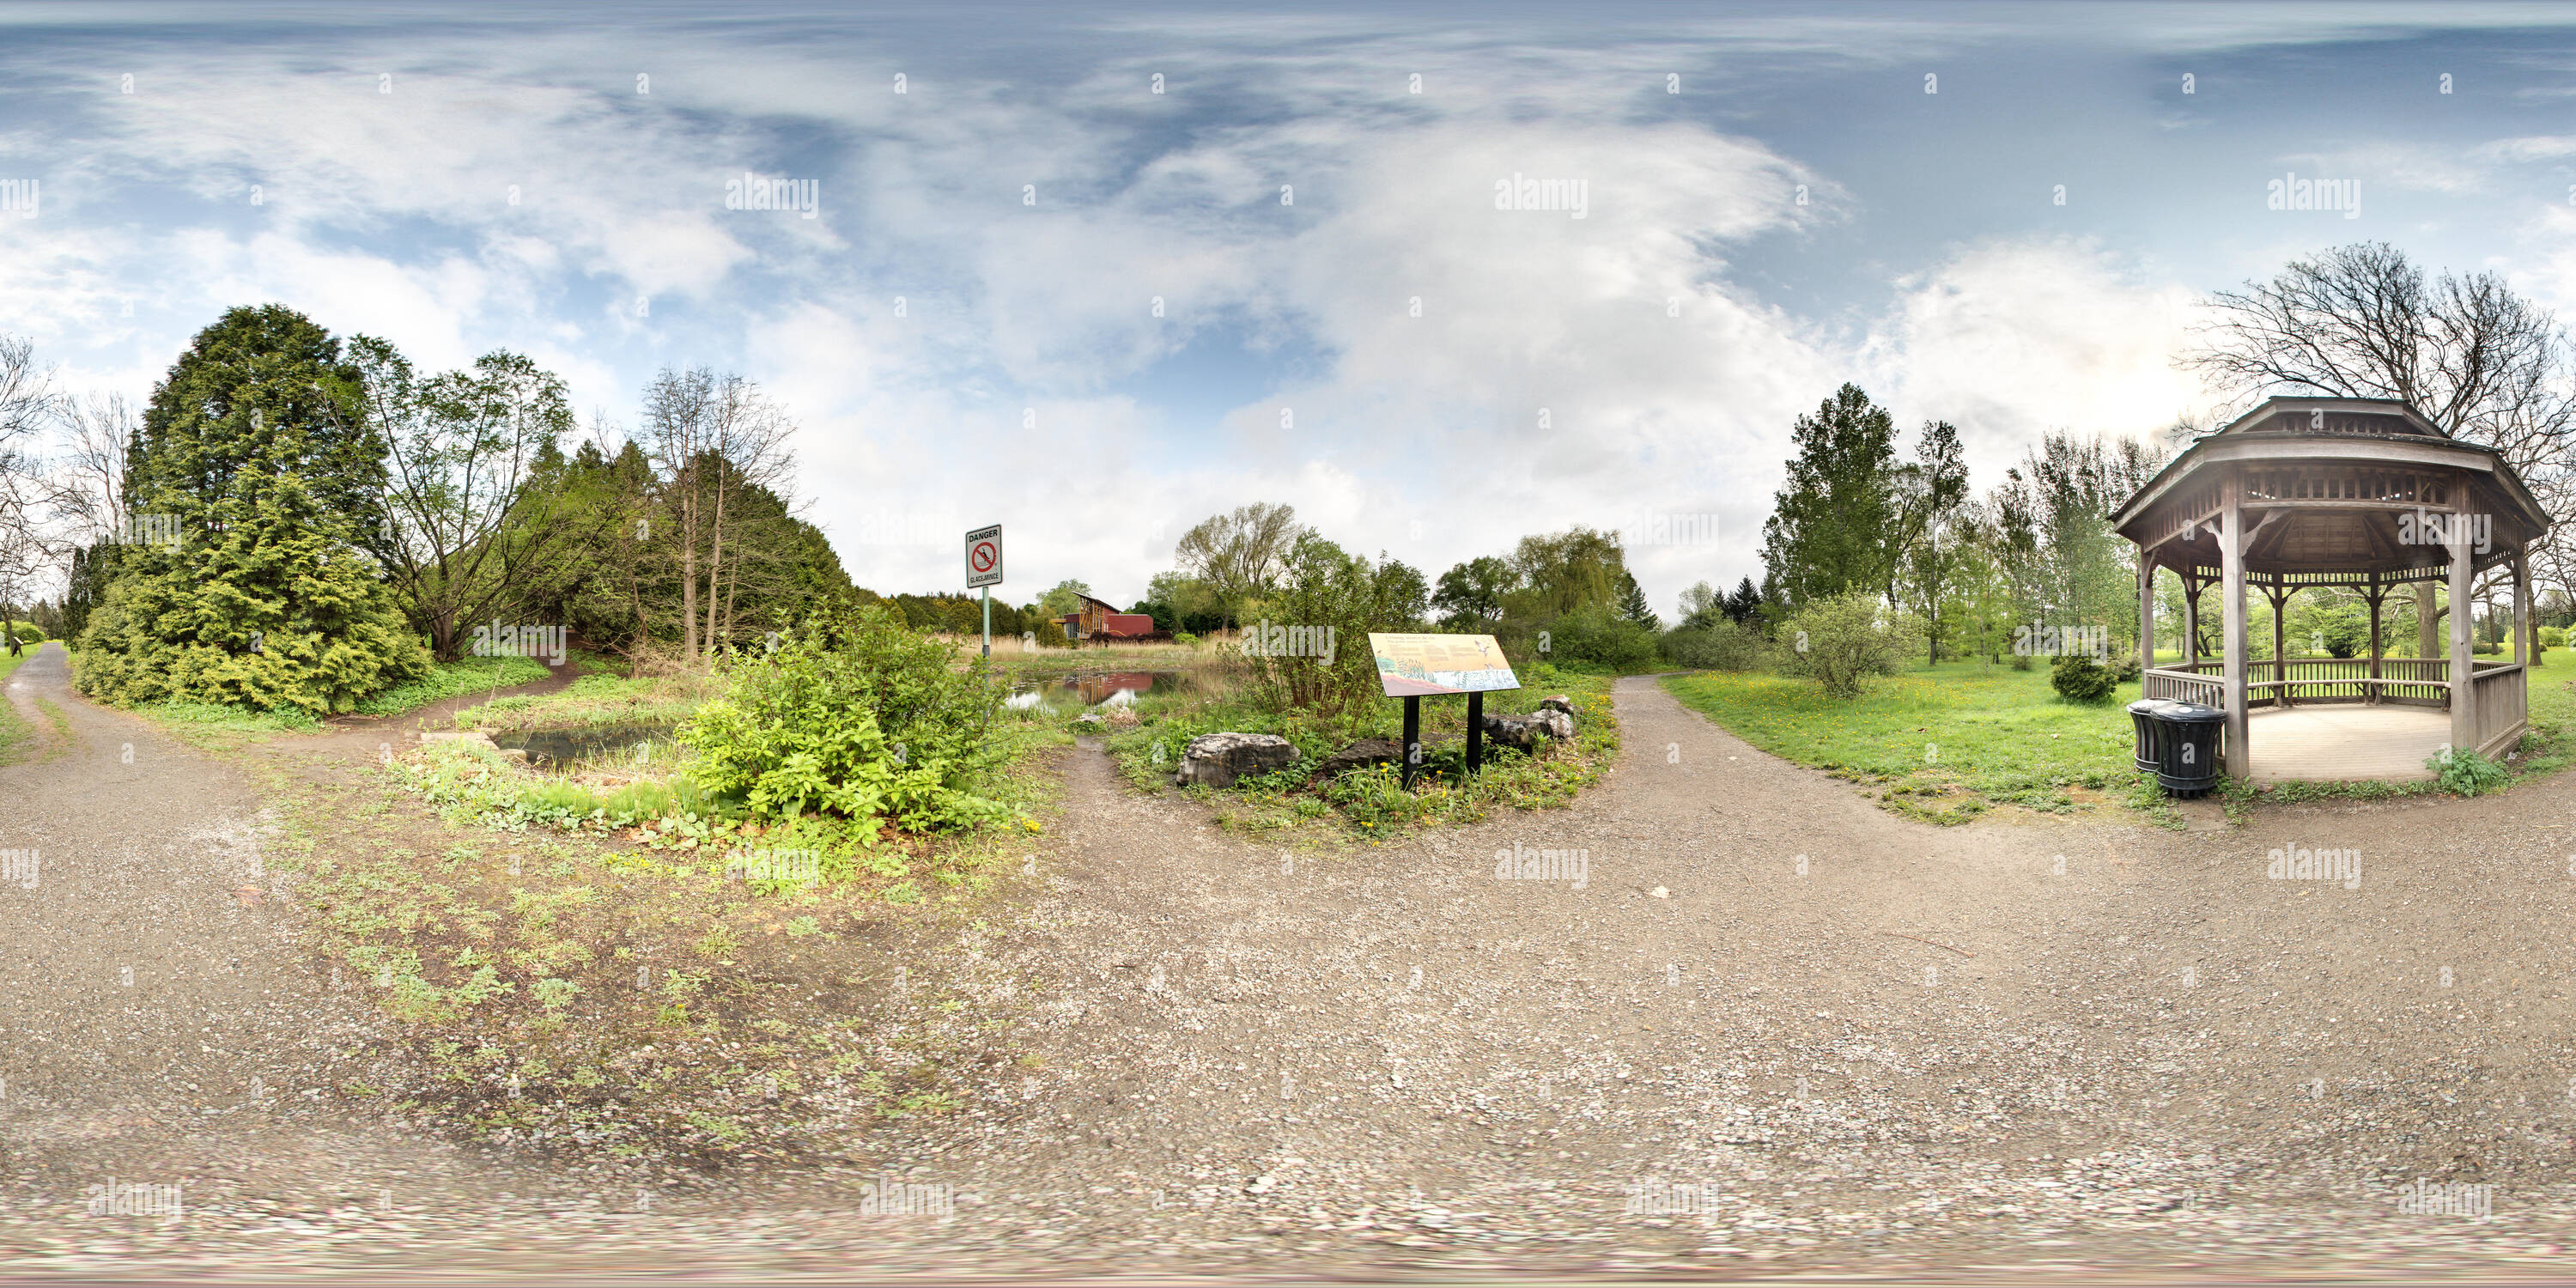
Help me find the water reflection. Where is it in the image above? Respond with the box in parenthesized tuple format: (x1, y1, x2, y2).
(1007, 671, 1200, 710)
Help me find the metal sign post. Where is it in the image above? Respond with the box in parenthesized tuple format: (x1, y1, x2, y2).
(965, 525, 1004, 658)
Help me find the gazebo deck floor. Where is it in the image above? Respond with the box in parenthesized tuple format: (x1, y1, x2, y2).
(2243, 705, 2450, 785)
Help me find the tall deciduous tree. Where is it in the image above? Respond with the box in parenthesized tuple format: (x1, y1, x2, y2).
(640, 367, 798, 659)
(2183, 240, 2576, 608)
(1174, 501, 1303, 629)
(1890, 420, 1971, 659)
(358, 339, 593, 660)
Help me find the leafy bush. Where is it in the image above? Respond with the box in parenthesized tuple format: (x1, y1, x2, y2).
(1240, 532, 1429, 717)
(3, 621, 44, 644)
(2428, 745, 2510, 797)
(2049, 653, 2117, 702)
(1542, 604, 1661, 673)
(2106, 651, 2142, 683)
(1662, 618, 1767, 671)
(1173, 630, 1200, 647)
(681, 602, 1013, 837)
(2542, 627, 2567, 648)
(1775, 591, 1913, 699)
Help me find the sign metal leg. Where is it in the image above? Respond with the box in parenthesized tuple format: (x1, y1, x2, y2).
(1400, 696, 1420, 792)
(1467, 691, 1483, 775)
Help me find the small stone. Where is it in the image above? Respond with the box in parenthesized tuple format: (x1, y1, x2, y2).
(1650, 886, 1669, 898)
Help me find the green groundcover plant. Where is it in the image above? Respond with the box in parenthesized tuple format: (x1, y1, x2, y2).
(681, 601, 1015, 837)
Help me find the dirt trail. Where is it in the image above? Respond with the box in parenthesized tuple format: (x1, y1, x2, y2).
(0, 644, 563, 1220)
(2, 663, 2571, 1279)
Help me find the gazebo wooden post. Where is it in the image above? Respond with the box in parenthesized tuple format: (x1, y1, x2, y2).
(2515, 551, 2532, 668)
(2137, 554, 2156, 677)
(2268, 578, 2291, 708)
(2449, 521, 2477, 754)
(2183, 573, 2201, 665)
(2221, 477, 2250, 780)
(2365, 572, 2384, 704)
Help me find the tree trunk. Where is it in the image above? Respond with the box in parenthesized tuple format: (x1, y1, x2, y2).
(701, 471, 729, 657)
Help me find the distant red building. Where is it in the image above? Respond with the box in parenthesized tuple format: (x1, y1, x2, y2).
(1058, 594, 1159, 643)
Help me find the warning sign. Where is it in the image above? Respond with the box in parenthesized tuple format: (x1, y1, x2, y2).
(965, 525, 1003, 588)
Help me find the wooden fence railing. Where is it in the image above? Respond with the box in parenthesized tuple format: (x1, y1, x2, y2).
(2472, 664, 2529, 756)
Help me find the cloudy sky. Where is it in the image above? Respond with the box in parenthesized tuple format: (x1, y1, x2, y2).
(8, 1, 2576, 613)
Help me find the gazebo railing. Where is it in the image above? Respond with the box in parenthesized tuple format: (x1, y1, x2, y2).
(2146, 656, 2509, 709)
(2472, 664, 2529, 756)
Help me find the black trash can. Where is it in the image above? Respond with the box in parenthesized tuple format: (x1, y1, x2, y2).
(2126, 698, 2175, 774)
(2154, 702, 2225, 796)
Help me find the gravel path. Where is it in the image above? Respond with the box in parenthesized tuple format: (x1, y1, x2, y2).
(3, 661, 2571, 1279)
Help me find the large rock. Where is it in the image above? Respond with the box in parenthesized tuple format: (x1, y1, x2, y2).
(1172, 732, 1299, 788)
(1538, 694, 1576, 715)
(1316, 738, 1402, 778)
(1481, 708, 1575, 751)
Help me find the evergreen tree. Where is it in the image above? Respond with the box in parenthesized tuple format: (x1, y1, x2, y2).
(76, 305, 428, 714)
(1759, 384, 1900, 613)
(1616, 570, 1660, 629)
(1722, 576, 1764, 625)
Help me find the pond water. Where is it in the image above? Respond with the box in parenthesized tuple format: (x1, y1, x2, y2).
(490, 723, 677, 769)
(1005, 669, 1229, 711)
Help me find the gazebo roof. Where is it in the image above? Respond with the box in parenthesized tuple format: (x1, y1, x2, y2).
(2111, 396, 2549, 581)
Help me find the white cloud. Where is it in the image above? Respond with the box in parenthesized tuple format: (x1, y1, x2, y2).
(1865, 237, 2207, 485)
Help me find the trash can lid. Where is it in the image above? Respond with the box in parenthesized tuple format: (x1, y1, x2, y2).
(2126, 698, 2176, 714)
(2160, 702, 2226, 720)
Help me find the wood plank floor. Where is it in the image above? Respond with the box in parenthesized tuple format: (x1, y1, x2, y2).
(2244, 706, 2451, 785)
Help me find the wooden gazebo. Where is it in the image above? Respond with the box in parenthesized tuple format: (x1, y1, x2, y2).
(2110, 397, 2549, 783)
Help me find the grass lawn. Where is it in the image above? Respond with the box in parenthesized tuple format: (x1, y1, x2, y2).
(0, 650, 30, 762)
(1662, 660, 2165, 825)
(1669, 650, 2576, 821)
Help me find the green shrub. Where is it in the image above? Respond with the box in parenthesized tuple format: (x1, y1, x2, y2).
(1776, 592, 1914, 699)
(2106, 651, 2142, 683)
(1173, 630, 1200, 647)
(2428, 745, 2510, 797)
(681, 601, 1013, 836)
(1662, 619, 1766, 671)
(1240, 532, 1428, 715)
(1542, 604, 1660, 673)
(2049, 653, 2117, 702)
(2541, 627, 2566, 648)
(3, 621, 44, 645)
